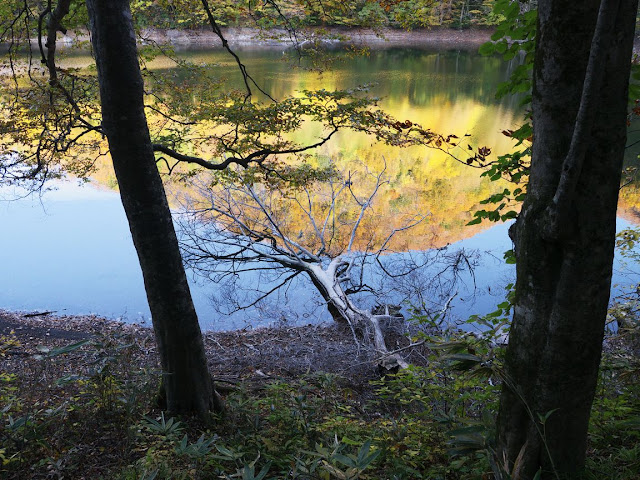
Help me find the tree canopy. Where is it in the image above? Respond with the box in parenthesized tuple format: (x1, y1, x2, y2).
(129, 0, 501, 30)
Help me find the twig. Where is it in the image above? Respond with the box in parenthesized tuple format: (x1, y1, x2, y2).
(23, 310, 57, 318)
(374, 339, 427, 361)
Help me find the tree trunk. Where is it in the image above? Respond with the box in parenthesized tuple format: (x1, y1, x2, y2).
(307, 268, 408, 369)
(85, 0, 221, 416)
(496, 1, 637, 478)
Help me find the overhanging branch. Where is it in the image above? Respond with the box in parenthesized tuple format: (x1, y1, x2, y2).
(152, 126, 339, 171)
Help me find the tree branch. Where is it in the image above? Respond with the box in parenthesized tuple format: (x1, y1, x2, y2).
(152, 126, 339, 171)
(200, 0, 276, 103)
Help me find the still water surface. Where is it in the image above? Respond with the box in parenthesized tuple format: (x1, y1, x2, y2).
(0, 181, 517, 330)
(1, 45, 638, 330)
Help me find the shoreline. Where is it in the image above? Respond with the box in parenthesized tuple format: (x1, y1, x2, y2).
(0, 308, 294, 339)
(49, 26, 494, 51)
(0, 307, 412, 384)
(142, 26, 640, 53)
(142, 26, 494, 50)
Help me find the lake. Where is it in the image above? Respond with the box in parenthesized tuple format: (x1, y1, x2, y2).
(1, 44, 638, 330)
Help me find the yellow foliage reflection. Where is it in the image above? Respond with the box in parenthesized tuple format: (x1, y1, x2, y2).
(4, 46, 530, 250)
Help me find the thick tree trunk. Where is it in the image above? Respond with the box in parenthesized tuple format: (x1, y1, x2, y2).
(496, 1, 637, 478)
(85, 0, 221, 416)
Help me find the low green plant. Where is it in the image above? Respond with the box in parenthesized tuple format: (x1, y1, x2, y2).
(4, 308, 640, 479)
(143, 412, 184, 438)
(0, 331, 21, 357)
(0, 330, 154, 478)
(175, 433, 218, 458)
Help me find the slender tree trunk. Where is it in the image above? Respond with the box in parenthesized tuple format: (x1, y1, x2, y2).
(496, 1, 637, 478)
(85, 0, 221, 416)
(307, 269, 408, 369)
(308, 273, 348, 322)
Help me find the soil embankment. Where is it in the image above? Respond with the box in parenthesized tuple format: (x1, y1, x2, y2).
(142, 26, 493, 50)
(50, 26, 494, 51)
(0, 309, 423, 385)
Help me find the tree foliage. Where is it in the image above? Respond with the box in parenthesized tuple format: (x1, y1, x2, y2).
(0, 1, 489, 193)
(468, 0, 536, 225)
(128, 0, 502, 30)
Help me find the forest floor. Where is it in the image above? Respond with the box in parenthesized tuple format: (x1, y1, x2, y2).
(1, 309, 639, 479)
(0, 308, 428, 382)
(0, 309, 437, 478)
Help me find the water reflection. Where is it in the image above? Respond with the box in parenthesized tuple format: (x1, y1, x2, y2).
(75, 46, 527, 248)
(1, 182, 636, 331)
(1, 46, 638, 329)
(151, 46, 525, 248)
(0, 182, 514, 329)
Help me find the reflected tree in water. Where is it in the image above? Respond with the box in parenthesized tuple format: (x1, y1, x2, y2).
(178, 164, 477, 370)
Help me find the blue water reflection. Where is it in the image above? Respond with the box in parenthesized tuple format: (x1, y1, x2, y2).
(0, 183, 150, 323)
(0, 182, 636, 331)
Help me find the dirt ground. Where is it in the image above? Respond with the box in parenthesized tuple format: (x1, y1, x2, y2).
(0, 309, 429, 391)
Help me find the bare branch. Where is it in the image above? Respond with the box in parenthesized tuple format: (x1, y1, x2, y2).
(200, 0, 276, 103)
(347, 164, 387, 253)
(177, 164, 473, 370)
(227, 271, 302, 312)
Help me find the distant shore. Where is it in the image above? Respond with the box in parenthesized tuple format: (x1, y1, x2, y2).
(13, 22, 640, 53)
(143, 26, 640, 53)
(38, 25, 640, 54)
(49, 26, 494, 51)
(141, 26, 494, 49)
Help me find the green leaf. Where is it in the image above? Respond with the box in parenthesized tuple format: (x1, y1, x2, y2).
(35, 339, 90, 359)
(355, 440, 380, 468)
(537, 408, 559, 424)
(504, 1, 521, 19)
(490, 31, 503, 42)
(503, 249, 516, 264)
(495, 41, 508, 55)
(501, 210, 517, 220)
(254, 462, 271, 480)
(479, 42, 496, 56)
(333, 453, 356, 468)
(446, 353, 482, 363)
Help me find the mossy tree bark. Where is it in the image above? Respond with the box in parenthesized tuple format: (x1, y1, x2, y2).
(85, 0, 221, 416)
(496, 1, 638, 478)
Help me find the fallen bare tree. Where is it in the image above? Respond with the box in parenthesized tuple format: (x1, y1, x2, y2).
(176, 163, 475, 370)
